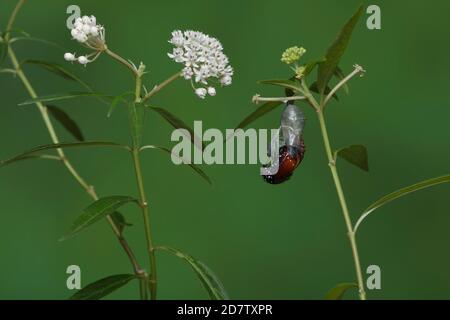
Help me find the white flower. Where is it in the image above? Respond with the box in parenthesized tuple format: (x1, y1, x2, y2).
(78, 55, 89, 65)
(220, 75, 232, 86)
(182, 66, 194, 80)
(82, 15, 92, 24)
(207, 87, 216, 96)
(195, 88, 207, 99)
(65, 13, 106, 66)
(68, 14, 105, 46)
(168, 30, 233, 98)
(64, 52, 76, 62)
(90, 26, 99, 37)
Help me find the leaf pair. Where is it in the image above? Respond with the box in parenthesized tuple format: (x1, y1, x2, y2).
(69, 247, 228, 300)
(59, 196, 138, 241)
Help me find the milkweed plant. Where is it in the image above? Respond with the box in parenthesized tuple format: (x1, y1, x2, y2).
(1, 1, 450, 301)
(241, 5, 450, 299)
(0, 0, 231, 300)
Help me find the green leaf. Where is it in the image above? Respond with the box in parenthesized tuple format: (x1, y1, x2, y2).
(334, 67, 349, 94)
(325, 283, 358, 300)
(19, 92, 112, 106)
(309, 82, 338, 101)
(317, 5, 363, 93)
(60, 196, 138, 241)
(9, 36, 65, 51)
(110, 211, 132, 235)
(234, 101, 283, 130)
(258, 79, 303, 93)
(46, 105, 84, 141)
(140, 145, 211, 185)
(108, 92, 133, 118)
(335, 145, 368, 172)
(0, 141, 128, 168)
(304, 58, 326, 77)
(147, 106, 204, 151)
(355, 174, 450, 233)
(157, 246, 229, 300)
(69, 274, 136, 300)
(23, 60, 92, 91)
(1, 154, 61, 166)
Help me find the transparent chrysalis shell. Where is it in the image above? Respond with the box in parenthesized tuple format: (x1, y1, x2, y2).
(263, 103, 306, 184)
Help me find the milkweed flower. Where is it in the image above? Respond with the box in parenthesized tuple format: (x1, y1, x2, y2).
(64, 15, 106, 66)
(168, 30, 233, 99)
(281, 46, 306, 65)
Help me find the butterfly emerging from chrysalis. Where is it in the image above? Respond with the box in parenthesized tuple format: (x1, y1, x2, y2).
(262, 103, 306, 184)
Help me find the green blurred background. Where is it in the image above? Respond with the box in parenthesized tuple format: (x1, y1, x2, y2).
(1, 0, 450, 300)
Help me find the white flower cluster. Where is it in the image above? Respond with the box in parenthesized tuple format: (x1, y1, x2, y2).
(64, 15, 105, 66)
(168, 30, 233, 99)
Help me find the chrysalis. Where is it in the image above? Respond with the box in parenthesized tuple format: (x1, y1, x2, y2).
(263, 103, 306, 184)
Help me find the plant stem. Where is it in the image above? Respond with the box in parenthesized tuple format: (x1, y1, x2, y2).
(300, 77, 366, 300)
(324, 64, 365, 105)
(5, 0, 26, 42)
(316, 110, 366, 300)
(252, 94, 306, 104)
(131, 74, 158, 300)
(105, 48, 139, 77)
(131, 147, 157, 299)
(142, 71, 182, 102)
(6, 0, 145, 299)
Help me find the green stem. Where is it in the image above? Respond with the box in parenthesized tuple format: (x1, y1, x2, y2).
(131, 74, 158, 300)
(301, 79, 366, 300)
(142, 71, 181, 103)
(5, 0, 26, 42)
(6, 0, 145, 299)
(316, 109, 366, 300)
(105, 48, 138, 77)
(131, 147, 157, 299)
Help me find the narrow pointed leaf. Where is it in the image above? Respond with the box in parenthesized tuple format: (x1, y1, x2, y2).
(148, 106, 204, 151)
(23, 60, 92, 90)
(335, 145, 368, 172)
(355, 174, 450, 233)
(110, 211, 132, 235)
(157, 246, 229, 300)
(0, 141, 128, 168)
(108, 92, 133, 117)
(2, 154, 61, 165)
(235, 101, 283, 130)
(46, 105, 84, 141)
(317, 5, 363, 93)
(140, 145, 211, 185)
(9, 36, 64, 50)
(69, 274, 136, 300)
(258, 79, 302, 92)
(19, 92, 111, 106)
(325, 283, 358, 300)
(304, 58, 326, 77)
(60, 196, 138, 241)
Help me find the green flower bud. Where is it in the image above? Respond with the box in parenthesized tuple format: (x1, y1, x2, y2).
(294, 65, 306, 79)
(281, 46, 306, 65)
